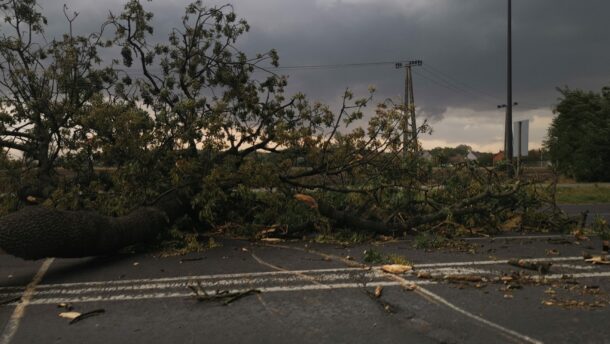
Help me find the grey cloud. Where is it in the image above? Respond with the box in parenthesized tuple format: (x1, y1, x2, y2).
(22, 0, 610, 149)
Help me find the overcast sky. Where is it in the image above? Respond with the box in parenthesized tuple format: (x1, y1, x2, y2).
(37, 0, 610, 152)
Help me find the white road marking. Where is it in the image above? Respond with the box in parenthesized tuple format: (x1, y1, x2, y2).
(24, 281, 439, 305)
(532, 271, 610, 281)
(0, 266, 370, 292)
(0, 255, 589, 294)
(414, 267, 493, 276)
(552, 264, 595, 271)
(0, 265, 608, 307)
(384, 272, 544, 344)
(250, 252, 331, 288)
(0, 258, 54, 344)
(413, 256, 584, 268)
(415, 285, 544, 344)
(0, 255, 601, 300)
(0, 271, 384, 298)
(462, 235, 565, 241)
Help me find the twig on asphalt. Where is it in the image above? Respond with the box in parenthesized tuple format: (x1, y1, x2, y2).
(189, 282, 261, 305)
(179, 257, 206, 263)
(508, 259, 551, 274)
(0, 296, 21, 306)
(363, 288, 396, 314)
(69, 309, 105, 324)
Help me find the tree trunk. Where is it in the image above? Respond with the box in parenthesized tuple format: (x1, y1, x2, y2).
(0, 188, 192, 260)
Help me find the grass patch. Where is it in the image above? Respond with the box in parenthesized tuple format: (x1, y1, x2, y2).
(556, 185, 610, 204)
(385, 253, 411, 265)
(363, 248, 411, 265)
(314, 230, 373, 246)
(414, 233, 449, 250)
(591, 216, 610, 240)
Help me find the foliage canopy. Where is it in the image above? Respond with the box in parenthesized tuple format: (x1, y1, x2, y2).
(545, 86, 610, 182)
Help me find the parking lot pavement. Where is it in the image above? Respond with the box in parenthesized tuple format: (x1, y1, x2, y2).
(1, 234, 610, 344)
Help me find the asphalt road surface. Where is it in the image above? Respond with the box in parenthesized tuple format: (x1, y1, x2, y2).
(0, 204, 609, 344)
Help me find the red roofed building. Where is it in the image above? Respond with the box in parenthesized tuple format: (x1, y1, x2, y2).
(493, 151, 505, 165)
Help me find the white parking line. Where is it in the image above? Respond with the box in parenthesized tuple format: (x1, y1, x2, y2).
(414, 256, 584, 268)
(0, 266, 370, 292)
(0, 258, 54, 344)
(0, 255, 589, 294)
(4, 267, 606, 301)
(0, 271, 383, 298)
(553, 263, 595, 271)
(383, 272, 544, 344)
(533, 271, 610, 281)
(462, 234, 565, 241)
(415, 285, 544, 344)
(25, 281, 439, 305)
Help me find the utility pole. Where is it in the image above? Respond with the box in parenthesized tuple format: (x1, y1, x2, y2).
(408, 66, 417, 151)
(396, 60, 422, 159)
(505, 0, 514, 177)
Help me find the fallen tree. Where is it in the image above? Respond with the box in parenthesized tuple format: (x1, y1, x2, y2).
(0, 0, 573, 260)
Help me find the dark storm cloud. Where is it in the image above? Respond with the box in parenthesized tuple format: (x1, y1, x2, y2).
(29, 0, 610, 149)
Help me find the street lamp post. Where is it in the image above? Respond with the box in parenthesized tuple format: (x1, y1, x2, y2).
(505, 0, 514, 177)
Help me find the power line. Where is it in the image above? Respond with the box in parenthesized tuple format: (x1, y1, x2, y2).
(412, 69, 482, 98)
(271, 60, 402, 70)
(5, 57, 552, 110)
(422, 64, 503, 102)
(414, 65, 550, 110)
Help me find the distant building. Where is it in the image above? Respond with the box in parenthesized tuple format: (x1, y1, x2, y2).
(421, 151, 433, 161)
(466, 151, 478, 161)
(493, 151, 504, 164)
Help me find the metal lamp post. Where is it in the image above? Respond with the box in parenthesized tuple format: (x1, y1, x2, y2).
(504, 0, 514, 177)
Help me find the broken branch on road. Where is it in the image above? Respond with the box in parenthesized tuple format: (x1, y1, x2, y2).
(508, 259, 552, 274)
(363, 288, 396, 314)
(189, 282, 261, 305)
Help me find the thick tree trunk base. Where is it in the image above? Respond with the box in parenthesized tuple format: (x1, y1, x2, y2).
(0, 188, 193, 260)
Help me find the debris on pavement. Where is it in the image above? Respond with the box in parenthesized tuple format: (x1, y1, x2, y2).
(508, 259, 551, 274)
(500, 276, 514, 283)
(402, 283, 417, 291)
(545, 249, 560, 256)
(69, 309, 105, 325)
(381, 264, 413, 274)
(259, 238, 284, 244)
(59, 308, 105, 324)
(57, 302, 74, 311)
(572, 229, 589, 241)
(584, 255, 610, 265)
(179, 257, 206, 263)
(363, 288, 395, 313)
(374, 286, 383, 298)
(189, 282, 261, 305)
(58, 312, 81, 320)
(444, 275, 485, 283)
(541, 298, 607, 310)
(416, 271, 432, 279)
